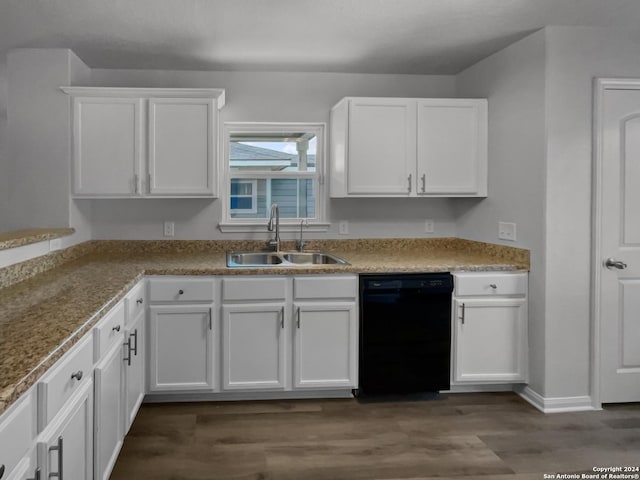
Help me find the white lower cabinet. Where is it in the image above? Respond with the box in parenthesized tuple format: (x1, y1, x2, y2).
(94, 342, 124, 480)
(222, 303, 287, 390)
(37, 379, 93, 480)
(452, 272, 528, 384)
(0, 389, 37, 480)
(123, 309, 145, 433)
(293, 302, 358, 389)
(149, 305, 215, 391)
(4, 446, 37, 480)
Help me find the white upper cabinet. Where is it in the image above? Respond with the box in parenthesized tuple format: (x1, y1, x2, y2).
(62, 87, 225, 198)
(330, 97, 487, 197)
(417, 99, 487, 196)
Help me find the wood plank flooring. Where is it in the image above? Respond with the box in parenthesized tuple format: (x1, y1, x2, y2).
(110, 393, 640, 480)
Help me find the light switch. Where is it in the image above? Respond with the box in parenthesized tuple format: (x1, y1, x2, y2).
(339, 221, 349, 235)
(425, 219, 434, 233)
(164, 221, 175, 237)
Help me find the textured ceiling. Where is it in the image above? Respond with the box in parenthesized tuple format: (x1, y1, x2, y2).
(0, 0, 639, 74)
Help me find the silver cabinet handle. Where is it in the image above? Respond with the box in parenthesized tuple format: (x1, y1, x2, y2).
(178, 289, 184, 295)
(131, 329, 138, 356)
(208, 308, 212, 331)
(136, 298, 144, 304)
(148, 173, 152, 193)
(70, 371, 83, 381)
(27, 467, 41, 480)
(296, 306, 301, 329)
(123, 337, 132, 366)
(112, 325, 121, 332)
(280, 306, 285, 329)
(133, 174, 139, 195)
(49, 436, 63, 479)
(421, 174, 426, 193)
(407, 174, 412, 193)
(459, 303, 465, 325)
(605, 258, 627, 270)
(489, 284, 497, 289)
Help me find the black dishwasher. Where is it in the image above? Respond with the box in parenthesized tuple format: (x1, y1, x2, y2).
(358, 273, 453, 396)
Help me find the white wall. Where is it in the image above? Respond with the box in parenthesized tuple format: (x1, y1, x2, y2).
(455, 30, 548, 395)
(543, 27, 640, 399)
(0, 59, 9, 229)
(89, 69, 458, 240)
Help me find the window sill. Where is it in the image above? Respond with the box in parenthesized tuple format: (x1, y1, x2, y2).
(218, 222, 331, 233)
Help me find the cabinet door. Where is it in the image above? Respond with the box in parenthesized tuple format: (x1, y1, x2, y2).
(293, 302, 358, 389)
(72, 97, 142, 196)
(94, 343, 124, 480)
(4, 447, 38, 480)
(347, 98, 416, 195)
(417, 99, 487, 196)
(453, 298, 527, 383)
(148, 98, 215, 196)
(38, 380, 93, 480)
(123, 311, 145, 434)
(221, 304, 287, 390)
(149, 305, 215, 392)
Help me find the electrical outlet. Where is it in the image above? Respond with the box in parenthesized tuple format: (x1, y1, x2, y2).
(163, 221, 175, 237)
(498, 221, 516, 241)
(49, 238, 62, 251)
(424, 219, 435, 233)
(339, 220, 349, 235)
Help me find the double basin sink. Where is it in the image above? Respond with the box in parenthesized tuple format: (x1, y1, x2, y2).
(227, 251, 349, 268)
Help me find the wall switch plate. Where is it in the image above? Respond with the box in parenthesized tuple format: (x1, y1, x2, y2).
(498, 221, 516, 241)
(49, 238, 62, 251)
(163, 221, 175, 237)
(424, 219, 435, 233)
(338, 220, 349, 235)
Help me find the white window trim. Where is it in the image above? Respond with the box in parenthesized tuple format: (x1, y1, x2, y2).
(218, 122, 328, 233)
(230, 179, 258, 215)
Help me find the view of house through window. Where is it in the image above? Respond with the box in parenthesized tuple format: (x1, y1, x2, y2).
(227, 129, 320, 221)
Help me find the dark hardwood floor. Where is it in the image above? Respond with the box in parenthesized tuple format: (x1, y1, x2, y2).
(110, 392, 640, 480)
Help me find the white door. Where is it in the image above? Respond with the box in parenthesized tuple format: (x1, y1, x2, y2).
(453, 298, 527, 383)
(94, 343, 124, 480)
(416, 99, 487, 196)
(347, 98, 416, 195)
(598, 82, 640, 403)
(148, 305, 215, 392)
(221, 304, 287, 390)
(38, 380, 93, 480)
(148, 98, 215, 196)
(123, 311, 145, 434)
(293, 303, 358, 389)
(72, 97, 142, 196)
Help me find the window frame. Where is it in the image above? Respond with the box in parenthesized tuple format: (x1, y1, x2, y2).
(219, 122, 329, 233)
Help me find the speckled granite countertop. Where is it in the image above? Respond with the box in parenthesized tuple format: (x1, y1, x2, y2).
(0, 238, 529, 415)
(0, 228, 75, 251)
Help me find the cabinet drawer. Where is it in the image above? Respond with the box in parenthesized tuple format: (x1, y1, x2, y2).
(0, 388, 36, 479)
(222, 277, 287, 302)
(454, 272, 527, 296)
(93, 301, 126, 360)
(37, 334, 93, 430)
(149, 278, 215, 303)
(126, 280, 146, 324)
(294, 276, 358, 300)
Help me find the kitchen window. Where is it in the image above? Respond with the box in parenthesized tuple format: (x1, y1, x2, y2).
(219, 123, 328, 232)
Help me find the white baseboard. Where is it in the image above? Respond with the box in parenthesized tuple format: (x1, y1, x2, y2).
(444, 384, 516, 393)
(143, 389, 354, 403)
(518, 386, 598, 413)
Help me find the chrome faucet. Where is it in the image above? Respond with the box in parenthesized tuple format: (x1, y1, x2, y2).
(296, 219, 308, 252)
(267, 203, 281, 251)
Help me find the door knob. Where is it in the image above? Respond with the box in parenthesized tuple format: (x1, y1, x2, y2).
(604, 258, 627, 270)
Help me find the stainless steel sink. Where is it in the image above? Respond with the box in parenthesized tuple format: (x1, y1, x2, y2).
(227, 251, 349, 267)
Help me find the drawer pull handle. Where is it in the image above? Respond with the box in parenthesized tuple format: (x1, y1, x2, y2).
(112, 325, 121, 332)
(407, 174, 412, 193)
(124, 338, 132, 366)
(27, 467, 41, 480)
(178, 289, 184, 295)
(459, 303, 465, 325)
(489, 284, 497, 289)
(296, 306, 301, 329)
(70, 371, 83, 381)
(280, 306, 285, 329)
(136, 298, 144, 304)
(49, 436, 63, 479)
(131, 329, 138, 356)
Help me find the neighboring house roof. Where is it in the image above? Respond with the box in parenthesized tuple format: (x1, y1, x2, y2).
(230, 142, 316, 171)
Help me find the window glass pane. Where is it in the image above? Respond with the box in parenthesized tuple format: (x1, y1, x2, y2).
(230, 180, 253, 196)
(231, 197, 253, 210)
(230, 133, 317, 173)
(229, 178, 315, 220)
